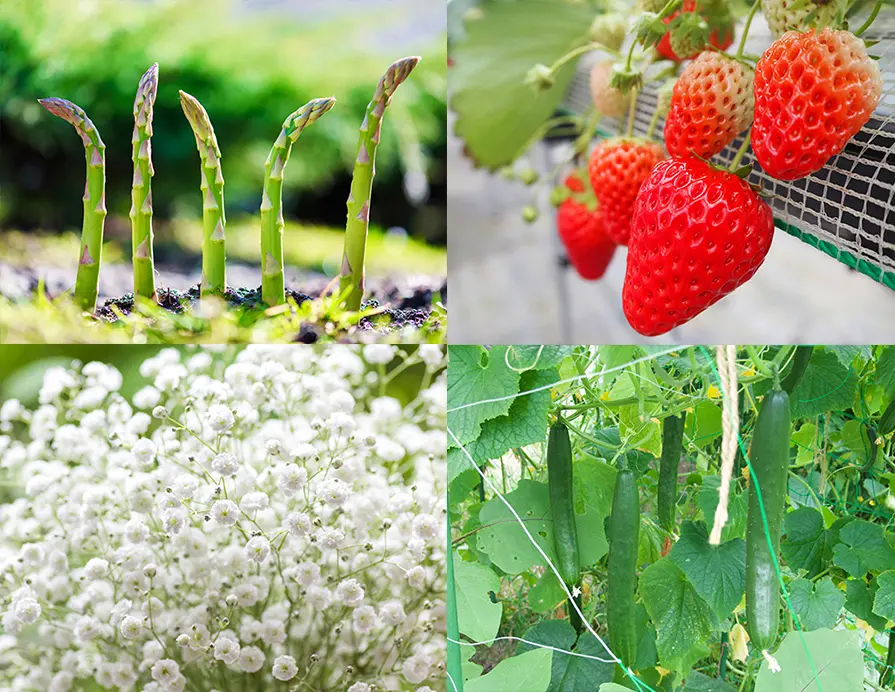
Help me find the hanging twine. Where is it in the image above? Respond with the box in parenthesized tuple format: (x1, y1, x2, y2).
(710, 345, 739, 546)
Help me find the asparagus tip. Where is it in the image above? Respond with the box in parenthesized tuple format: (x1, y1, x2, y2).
(376, 56, 422, 102)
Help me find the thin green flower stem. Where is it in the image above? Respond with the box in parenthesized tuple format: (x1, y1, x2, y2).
(260, 96, 336, 306)
(340, 56, 420, 311)
(854, 0, 882, 37)
(729, 130, 753, 169)
(131, 63, 159, 300)
(625, 89, 638, 138)
(548, 42, 615, 77)
(736, 0, 762, 59)
(38, 98, 107, 313)
(646, 104, 663, 140)
(180, 91, 227, 296)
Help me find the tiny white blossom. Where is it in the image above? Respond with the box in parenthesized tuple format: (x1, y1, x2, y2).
(419, 345, 443, 367)
(238, 646, 265, 673)
(285, 512, 312, 538)
(245, 536, 271, 563)
(14, 597, 41, 625)
(353, 605, 376, 634)
(133, 386, 161, 410)
(132, 438, 157, 465)
(211, 452, 239, 477)
(213, 636, 240, 665)
(211, 500, 239, 526)
(151, 659, 180, 685)
(271, 655, 298, 681)
(363, 345, 397, 364)
(119, 615, 142, 639)
(335, 578, 365, 607)
(379, 601, 406, 626)
(206, 404, 235, 432)
(84, 557, 109, 580)
(277, 465, 308, 495)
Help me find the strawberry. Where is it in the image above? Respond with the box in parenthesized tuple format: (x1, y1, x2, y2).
(656, 0, 734, 62)
(556, 173, 617, 280)
(664, 52, 754, 159)
(622, 157, 774, 336)
(589, 62, 627, 119)
(761, 0, 839, 38)
(752, 28, 882, 180)
(588, 138, 665, 246)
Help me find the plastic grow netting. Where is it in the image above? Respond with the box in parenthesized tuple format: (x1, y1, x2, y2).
(559, 12, 895, 290)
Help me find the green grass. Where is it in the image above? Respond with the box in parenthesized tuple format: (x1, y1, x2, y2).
(0, 290, 446, 344)
(0, 221, 446, 276)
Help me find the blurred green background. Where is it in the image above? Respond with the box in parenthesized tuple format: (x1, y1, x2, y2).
(0, 0, 446, 279)
(0, 345, 437, 407)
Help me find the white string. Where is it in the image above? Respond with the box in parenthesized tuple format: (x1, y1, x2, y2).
(710, 345, 739, 546)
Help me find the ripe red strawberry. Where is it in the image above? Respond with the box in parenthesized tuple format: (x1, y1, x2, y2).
(557, 174, 617, 280)
(752, 28, 882, 180)
(588, 138, 665, 246)
(623, 157, 774, 336)
(656, 0, 734, 62)
(664, 52, 754, 159)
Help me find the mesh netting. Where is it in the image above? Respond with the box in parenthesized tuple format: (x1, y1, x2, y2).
(558, 11, 895, 290)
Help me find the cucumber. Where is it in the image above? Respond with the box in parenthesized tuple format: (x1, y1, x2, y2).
(607, 467, 640, 668)
(879, 397, 895, 437)
(658, 412, 686, 532)
(781, 345, 813, 394)
(745, 387, 791, 652)
(547, 421, 580, 589)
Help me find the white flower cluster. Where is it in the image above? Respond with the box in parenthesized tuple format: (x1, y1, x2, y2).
(0, 346, 446, 692)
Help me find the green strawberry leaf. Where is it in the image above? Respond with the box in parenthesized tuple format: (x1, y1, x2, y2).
(451, 0, 595, 169)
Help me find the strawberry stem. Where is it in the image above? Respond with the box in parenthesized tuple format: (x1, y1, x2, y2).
(854, 0, 882, 37)
(736, 0, 761, 60)
(549, 43, 617, 81)
(625, 89, 638, 138)
(729, 130, 752, 170)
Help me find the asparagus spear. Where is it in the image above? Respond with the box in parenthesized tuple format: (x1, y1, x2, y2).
(179, 91, 226, 296)
(38, 98, 107, 313)
(131, 63, 159, 300)
(260, 96, 336, 307)
(339, 56, 421, 311)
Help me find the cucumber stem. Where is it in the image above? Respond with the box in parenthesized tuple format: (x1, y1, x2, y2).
(339, 56, 420, 311)
(38, 98, 106, 313)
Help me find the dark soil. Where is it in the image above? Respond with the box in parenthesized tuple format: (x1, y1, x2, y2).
(95, 282, 443, 333)
(0, 260, 446, 335)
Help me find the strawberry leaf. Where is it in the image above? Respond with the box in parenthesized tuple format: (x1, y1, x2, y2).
(451, 0, 595, 170)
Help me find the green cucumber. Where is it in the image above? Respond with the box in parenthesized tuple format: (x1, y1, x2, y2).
(607, 467, 640, 669)
(879, 397, 895, 437)
(745, 387, 791, 653)
(658, 412, 686, 532)
(547, 421, 580, 585)
(781, 345, 813, 394)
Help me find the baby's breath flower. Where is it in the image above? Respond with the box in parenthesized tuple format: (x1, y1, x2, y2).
(245, 536, 271, 563)
(0, 346, 444, 690)
(120, 615, 142, 640)
(271, 655, 298, 681)
(206, 404, 235, 433)
(211, 500, 239, 527)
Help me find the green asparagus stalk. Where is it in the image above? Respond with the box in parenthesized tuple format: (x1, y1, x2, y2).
(260, 96, 336, 307)
(339, 56, 421, 311)
(38, 98, 107, 313)
(131, 63, 159, 300)
(179, 91, 226, 296)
